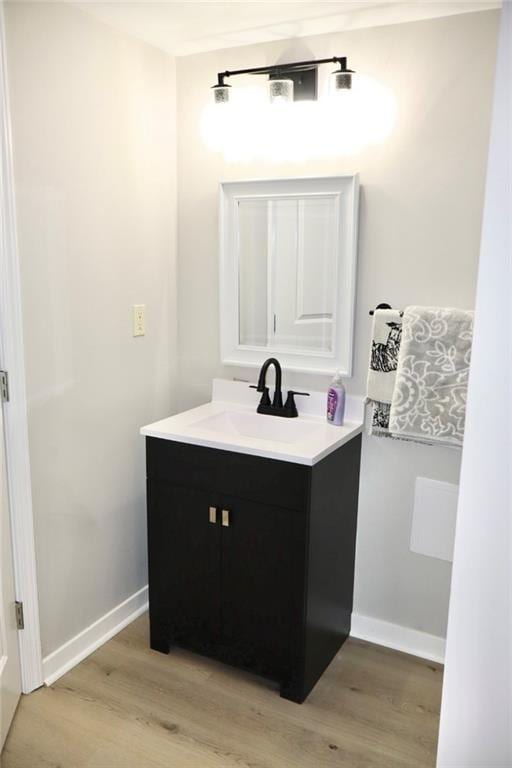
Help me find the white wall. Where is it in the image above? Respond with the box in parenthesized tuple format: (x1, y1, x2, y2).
(176, 11, 499, 639)
(4, 2, 177, 657)
(437, 3, 511, 765)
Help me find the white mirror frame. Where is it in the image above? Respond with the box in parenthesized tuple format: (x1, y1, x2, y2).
(219, 175, 359, 376)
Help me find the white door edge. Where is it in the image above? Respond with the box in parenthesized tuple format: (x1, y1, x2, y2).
(0, 3, 43, 694)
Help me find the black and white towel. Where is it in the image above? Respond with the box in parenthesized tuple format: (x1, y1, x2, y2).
(389, 306, 473, 447)
(366, 309, 403, 437)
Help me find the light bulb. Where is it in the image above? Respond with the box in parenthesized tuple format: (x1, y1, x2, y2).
(331, 71, 352, 91)
(268, 78, 294, 104)
(212, 84, 231, 104)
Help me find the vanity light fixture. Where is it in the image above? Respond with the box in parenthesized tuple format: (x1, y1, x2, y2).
(210, 56, 355, 104)
(202, 58, 395, 161)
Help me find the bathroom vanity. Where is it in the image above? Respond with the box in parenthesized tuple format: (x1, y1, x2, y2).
(141, 380, 363, 703)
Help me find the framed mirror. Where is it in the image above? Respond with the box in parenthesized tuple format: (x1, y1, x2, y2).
(219, 175, 359, 375)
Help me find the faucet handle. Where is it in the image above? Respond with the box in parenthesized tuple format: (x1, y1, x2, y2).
(284, 390, 310, 417)
(250, 385, 271, 406)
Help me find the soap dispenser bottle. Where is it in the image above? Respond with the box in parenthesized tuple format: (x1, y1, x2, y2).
(327, 371, 346, 426)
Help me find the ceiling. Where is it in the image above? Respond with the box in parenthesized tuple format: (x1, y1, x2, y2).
(71, 0, 500, 56)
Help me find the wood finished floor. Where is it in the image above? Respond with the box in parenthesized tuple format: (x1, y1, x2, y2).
(2, 614, 442, 768)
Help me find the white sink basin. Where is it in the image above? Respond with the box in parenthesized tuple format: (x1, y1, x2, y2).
(194, 411, 322, 444)
(140, 379, 364, 466)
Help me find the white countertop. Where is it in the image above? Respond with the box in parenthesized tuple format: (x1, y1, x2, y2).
(140, 379, 364, 466)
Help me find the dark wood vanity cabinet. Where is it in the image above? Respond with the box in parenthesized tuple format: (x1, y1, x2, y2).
(145, 434, 362, 703)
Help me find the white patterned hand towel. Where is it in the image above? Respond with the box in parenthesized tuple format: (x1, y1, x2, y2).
(389, 306, 473, 447)
(366, 309, 403, 437)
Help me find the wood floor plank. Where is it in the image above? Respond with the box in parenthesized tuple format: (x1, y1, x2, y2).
(2, 613, 442, 768)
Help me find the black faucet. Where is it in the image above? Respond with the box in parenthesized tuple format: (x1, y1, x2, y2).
(250, 358, 309, 418)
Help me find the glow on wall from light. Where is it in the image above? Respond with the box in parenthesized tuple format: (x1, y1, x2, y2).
(200, 74, 396, 162)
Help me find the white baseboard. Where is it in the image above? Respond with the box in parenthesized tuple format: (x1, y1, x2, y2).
(42, 593, 443, 686)
(43, 586, 149, 686)
(351, 613, 445, 664)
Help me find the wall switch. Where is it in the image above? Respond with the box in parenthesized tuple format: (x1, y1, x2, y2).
(133, 304, 145, 337)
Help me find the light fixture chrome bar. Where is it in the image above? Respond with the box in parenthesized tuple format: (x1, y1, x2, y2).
(215, 56, 353, 84)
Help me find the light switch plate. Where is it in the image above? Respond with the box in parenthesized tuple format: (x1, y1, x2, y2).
(133, 304, 145, 336)
(410, 477, 458, 562)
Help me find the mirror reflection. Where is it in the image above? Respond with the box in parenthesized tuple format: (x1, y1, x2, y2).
(238, 195, 337, 353)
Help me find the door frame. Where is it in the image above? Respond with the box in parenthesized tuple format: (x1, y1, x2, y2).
(0, 4, 43, 693)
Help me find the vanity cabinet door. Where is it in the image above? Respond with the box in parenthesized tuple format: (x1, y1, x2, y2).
(147, 481, 222, 654)
(219, 498, 306, 682)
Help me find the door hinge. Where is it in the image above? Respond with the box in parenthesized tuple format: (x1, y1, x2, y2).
(15, 601, 24, 630)
(0, 371, 9, 403)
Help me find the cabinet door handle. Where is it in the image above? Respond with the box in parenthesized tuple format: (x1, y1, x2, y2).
(208, 506, 217, 524)
(221, 509, 230, 527)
